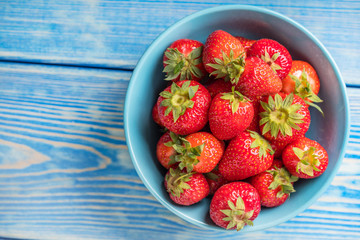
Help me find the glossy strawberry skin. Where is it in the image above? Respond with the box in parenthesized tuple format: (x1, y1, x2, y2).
(205, 168, 229, 195)
(247, 38, 292, 80)
(218, 131, 274, 181)
(209, 92, 254, 140)
(164, 168, 209, 206)
(157, 80, 211, 135)
(152, 101, 164, 127)
(259, 93, 311, 144)
(185, 132, 224, 173)
(210, 181, 261, 230)
(202, 30, 245, 76)
(282, 137, 328, 179)
(249, 159, 290, 207)
(282, 60, 320, 96)
(156, 131, 176, 169)
(235, 36, 256, 53)
(163, 39, 206, 82)
(235, 56, 282, 98)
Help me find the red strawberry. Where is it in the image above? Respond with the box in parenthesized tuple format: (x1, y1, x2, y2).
(156, 131, 181, 169)
(235, 36, 256, 53)
(247, 38, 292, 80)
(202, 30, 246, 83)
(270, 138, 291, 159)
(219, 130, 274, 181)
(235, 56, 282, 98)
(259, 93, 311, 144)
(157, 80, 211, 135)
(282, 60, 323, 114)
(172, 132, 224, 173)
(249, 159, 298, 207)
(282, 137, 329, 179)
(164, 167, 209, 205)
(246, 95, 261, 133)
(205, 78, 233, 98)
(209, 87, 254, 140)
(210, 181, 261, 231)
(204, 166, 229, 195)
(163, 39, 206, 82)
(152, 101, 164, 127)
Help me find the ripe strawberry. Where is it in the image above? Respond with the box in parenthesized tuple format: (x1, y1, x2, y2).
(157, 80, 211, 135)
(282, 137, 329, 179)
(249, 159, 298, 207)
(235, 36, 256, 53)
(171, 132, 224, 173)
(163, 39, 206, 82)
(259, 93, 310, 144)
(210, 181, 261, 231)
(152, 101, 164, 128)
(246, 95, 261, 133)
(164, 167, 209, 206)
(282, 60, 323, 114)
(204, 165, 229, 195)
(205, 78, 233, 98)
(219, 130, 274, 181)
(156, 131, 181, 169)
(202, 30, 246, 83)
(209, 87, 254, 140)
(247, 38, 292, 80)
(235, 56, 282, 98)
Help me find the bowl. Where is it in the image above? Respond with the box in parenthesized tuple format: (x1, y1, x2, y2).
(124, 5, 350, 232)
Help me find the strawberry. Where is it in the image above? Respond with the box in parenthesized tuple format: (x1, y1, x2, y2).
(164, 167, 209, 206)
(205, 78, 233, 98)
(171, 132, 224, 173)
(209, 181, 261, 231)
(204, 165, 229, 195)
(157, 80, 211, 135)
(259, 93, 310, 144)
(246, 95, 261, 133)
(219, 130, 274, 181)
(282, 60, 323, 114)
(235, 36, 256, 53)
(282, 137, 329, 179)
(152, 101, 164, 128)
(249, 159, 298, 207)
(208, 87, 254, 140)
(202, 30, 246, 83)
(247, 38, 292, 80)
(156, 131, 181, 169)
(163, 39, 206, 82)
(234, 56, 282, 98)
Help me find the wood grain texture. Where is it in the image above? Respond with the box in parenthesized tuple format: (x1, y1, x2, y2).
(0, 0, 359, 84)
(0, 62, 359, 240)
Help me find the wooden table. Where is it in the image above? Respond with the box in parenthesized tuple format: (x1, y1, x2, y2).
(0, 1, 359, 239)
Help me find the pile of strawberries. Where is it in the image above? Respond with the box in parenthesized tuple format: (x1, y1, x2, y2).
(152, 30, 328, 231)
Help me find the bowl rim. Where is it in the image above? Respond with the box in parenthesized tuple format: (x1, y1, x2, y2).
(124, 4, 350, 232)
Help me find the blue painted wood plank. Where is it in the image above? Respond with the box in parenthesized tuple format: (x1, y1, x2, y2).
(0, 62, 359, 239)
(0, 0, 359, 85)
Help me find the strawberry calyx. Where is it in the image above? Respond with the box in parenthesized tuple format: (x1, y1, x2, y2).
(259, 93, 304, 138)
(169, 137, 205, 173)
(163, 131, 182, 148)
(267, 166, 299, 198)
(248, 130, 274, 158)
(220, 86, 250, 113)
(293, 146, 321, 177)
(165, 167, 193, 197)
(290, 69, 324, 116)
(221, 196, 254, 231)
(160, 81, 199, 122)
(207, 50, 245, 85)
(163, 46, 204, 81)
(261, 49, 282, 73)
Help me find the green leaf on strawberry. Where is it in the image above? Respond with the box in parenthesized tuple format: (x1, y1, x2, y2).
(259, 93, 304, 138)
(248, 130, 274, 158)
(220, 86, 249, 114)
(267, 166, 298, 198)
(207, 50, 245, 84)
(293, 146, 321, 177)
(160, 81, 199, 122)
(165, 167, 192, 198)
(220, 196, 254, 231)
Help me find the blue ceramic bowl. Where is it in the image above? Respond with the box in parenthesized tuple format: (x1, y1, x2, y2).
(124, 5, 349, 232)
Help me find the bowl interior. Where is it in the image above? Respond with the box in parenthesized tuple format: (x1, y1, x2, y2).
(125, 5, 349, 232)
